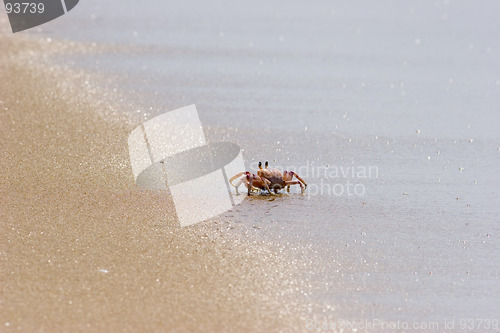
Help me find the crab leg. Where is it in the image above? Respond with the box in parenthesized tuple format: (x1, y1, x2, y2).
(229, 171, 247, 195)
(284, 180, 305, 193)
(246, 173, 254, 195)
(262, 178, 274, 195)
(290, 171, 307, 189)
(246, 173, 274, 196)
(230, 172, 260, 195)
(229, 172, 246, 187)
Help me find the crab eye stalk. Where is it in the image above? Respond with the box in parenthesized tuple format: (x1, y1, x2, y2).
(258, 162, 262, 169)
(265, 161, 269, 168)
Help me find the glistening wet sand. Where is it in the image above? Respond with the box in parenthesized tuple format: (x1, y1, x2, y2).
(0, 35, 312, 332)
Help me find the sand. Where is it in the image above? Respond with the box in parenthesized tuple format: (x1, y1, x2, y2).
(0, 34, 312, 332)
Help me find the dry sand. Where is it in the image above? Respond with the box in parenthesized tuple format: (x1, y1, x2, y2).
(0, 34, 312, 332)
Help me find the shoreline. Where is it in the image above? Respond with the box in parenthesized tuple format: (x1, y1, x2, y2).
(0, 34, 314, 332)
(3, 6, 499, 329)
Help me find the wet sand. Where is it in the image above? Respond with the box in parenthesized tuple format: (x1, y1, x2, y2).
(0, 35, 312, 332)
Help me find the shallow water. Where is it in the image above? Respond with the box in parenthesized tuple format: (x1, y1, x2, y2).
(6, 0, 500, 330)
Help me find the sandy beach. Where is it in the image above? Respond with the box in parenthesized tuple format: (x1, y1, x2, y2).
(0, 34, 316, 332)
(2, 1, 500, 332)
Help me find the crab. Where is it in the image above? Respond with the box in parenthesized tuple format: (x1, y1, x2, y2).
(229, 161, 307, 195)
(229, 171, 272, 196)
